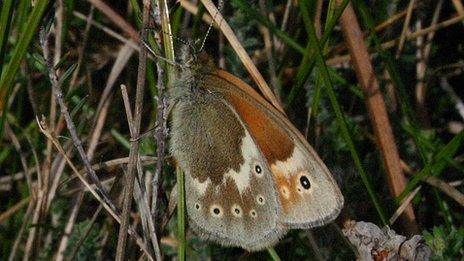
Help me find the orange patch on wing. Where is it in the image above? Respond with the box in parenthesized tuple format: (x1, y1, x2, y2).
(223, 90, 294, 165)
(273, 170, 301, 213)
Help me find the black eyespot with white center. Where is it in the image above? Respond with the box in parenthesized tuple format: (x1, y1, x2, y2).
(231, 204, 242, 217)
(210, 205, 223, 217)
(255, 165, 262, 174)
(300, 176, 311, 190)
(256, 195, 265, 205)
(250, 209, 257, 218)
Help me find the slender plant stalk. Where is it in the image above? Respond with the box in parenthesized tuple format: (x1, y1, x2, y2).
(267, 247, 282, 261)
(303, 0, 388, 225)
(156, 0, 181, 259)
(176, 166, 186, 261)
(115, 0, 151, 259)
(337, 1, 418, 233)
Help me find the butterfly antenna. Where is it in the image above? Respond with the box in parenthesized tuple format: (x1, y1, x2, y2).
(142, 39, 181, 67)
(198, 0, 225, 53)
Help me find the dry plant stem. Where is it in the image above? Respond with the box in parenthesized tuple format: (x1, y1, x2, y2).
(115, 0, 150, 259)
(69, 6, 94, 90)
(0, 197, 29, 223)
(153, 52, 168, 225)
(4, 123, 32, 190)
(396, 0, 415, 57)
(401, 161, 464, 206)
(8, 198, 35, 261)
(66, 204, 104, 261)
(88, 0, 139, 42)
(36, 119, 153, 259)
(54, 0, 64, 65)
(121, 85, 162, 260)
(199, 0, 284, 113)
(258, 0, 280, 102)
(376, 8, 410, 32)
(73, 11, 140, 51)
(330, 4, 417, 55)
(424, 176, 464, 206)
(327, 13, 464, 66)
(441, 77, 464, 120)
(55, 192, 84, 261)
(280, 0, 292, 32)
(89, 42, 135, 159)
(180, 0, 214, 25)
(415, 0, 443, 128)
(305, 231, 324, 261)
(41, 27, 113, 211)
(451, 0, 464, 20)
(338, 2, 418, 234)
(390, 186, 421, 225)
(314, 0, 323, 37)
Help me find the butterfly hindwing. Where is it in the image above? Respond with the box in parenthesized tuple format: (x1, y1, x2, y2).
(206, 69, 344, 229)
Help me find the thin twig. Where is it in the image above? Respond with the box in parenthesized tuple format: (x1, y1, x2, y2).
(415, 0, 443, 127)
(440, 77, 464, 121)
(115, 0, 151, 259)
(36, 117, 153, 259)
(152, 18, 168, 236)
(327, 13, 464, 66)
(87, 0, 140, 42)
(120, 84, 162, 260)
(8, 198, 35, 261)
(40, 27, 114, 211)
(396, 0, 415, 57)
(55, 192, 84, 261)
(258, 0, 280, 102)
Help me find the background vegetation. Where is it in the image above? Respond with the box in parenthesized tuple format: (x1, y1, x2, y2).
(0, 0, 463, 260)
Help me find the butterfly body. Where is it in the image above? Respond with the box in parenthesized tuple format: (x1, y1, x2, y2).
(169, 52, 343, 251)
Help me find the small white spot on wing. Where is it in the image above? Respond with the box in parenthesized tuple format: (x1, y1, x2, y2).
(192, 177, 211, 196)
(270, 148, 306, 178)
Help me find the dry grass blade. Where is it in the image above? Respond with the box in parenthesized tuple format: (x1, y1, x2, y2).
(327, 13, 464, 66)
(115, 0, 151, 260)
(0, 197, 30, 224)
(401, 161, 464, 206)
(338, 1, 418, 234)
(120, 84, 162, 260)
(396, 0, 416, 57)
(55, 192, 84, 261)
(199, 0, 284, 113)
(88, 0, 139, 42)
(36, 117, 153, 259)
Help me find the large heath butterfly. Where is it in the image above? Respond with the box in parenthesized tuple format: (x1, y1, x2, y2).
(169, 50, 344, 251)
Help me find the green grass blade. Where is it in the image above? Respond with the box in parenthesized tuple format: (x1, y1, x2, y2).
(177, 167, 186, 261)
(0, 0, 14, 77)
(398, 130, 464, 201)
(350, 0, 430, 163)
(286, 0, 349, 107)
(0, 0, 49, 144)
(232, 0, 305, 54)
(303, 1, 387, 225)
(267, 247, 281, 261)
